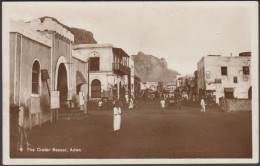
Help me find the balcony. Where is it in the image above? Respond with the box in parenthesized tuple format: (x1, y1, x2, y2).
(113, 63, 130, 75)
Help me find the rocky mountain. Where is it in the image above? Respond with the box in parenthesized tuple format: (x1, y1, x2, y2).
(132, 52, 180, 83)
(39, 16, 97, 44)
(69, 27, 97, 44)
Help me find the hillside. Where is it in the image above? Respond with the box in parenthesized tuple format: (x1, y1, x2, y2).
(132, 52, 180, 83)
(39, 16, 97, 44)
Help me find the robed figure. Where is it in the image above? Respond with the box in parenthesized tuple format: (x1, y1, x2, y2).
(113, 102, 122, 135)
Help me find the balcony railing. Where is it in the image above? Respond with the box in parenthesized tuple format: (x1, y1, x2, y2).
(113, 63, 130, 75)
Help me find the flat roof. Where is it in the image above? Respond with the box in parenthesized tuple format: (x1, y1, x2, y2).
(73, 44, 113, 50)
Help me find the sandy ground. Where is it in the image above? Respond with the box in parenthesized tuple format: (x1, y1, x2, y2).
(11, 100, 252, 158)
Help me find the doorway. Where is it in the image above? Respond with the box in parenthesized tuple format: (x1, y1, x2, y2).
(248, 86, 252, 99)
(57, 63, 68, 108)
(224, 88, 234, 99)
(91, 79, 101, 98)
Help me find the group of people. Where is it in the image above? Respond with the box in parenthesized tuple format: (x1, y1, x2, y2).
(159, 97, 207, 113)
(125, 96, 134, 109)
(16, 96, 207, 147)
(98, 97, 135, 111)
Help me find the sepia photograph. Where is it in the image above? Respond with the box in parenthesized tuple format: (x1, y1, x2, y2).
(2, 1, 259, 165)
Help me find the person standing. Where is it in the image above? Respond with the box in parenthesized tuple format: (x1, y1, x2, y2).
(113, 101, 122, 135)
(128, 97, 134, 109)
(200, 97, 206, 112)
(98, 100, 103, 111)
(125, 94, 129, 105)
(17, 106, 30, 152)
(160, 98, 166, 114)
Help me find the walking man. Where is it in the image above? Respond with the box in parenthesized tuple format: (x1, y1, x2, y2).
(200, 97, 206, 112)
(17, 105, 30, 152)
(113, 101, 122, 135)
(160, 98, 166, 114)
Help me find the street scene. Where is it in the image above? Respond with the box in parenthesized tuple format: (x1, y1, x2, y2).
(11, 100, 252, 158)
(4, 2, 256, 163)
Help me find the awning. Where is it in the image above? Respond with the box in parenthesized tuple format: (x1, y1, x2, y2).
(112, 48, 129, 57)
(224, 88, 234, 92)
(76, 71, 87, 86)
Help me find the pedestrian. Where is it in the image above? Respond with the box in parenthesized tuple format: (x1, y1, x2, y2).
(113, 101, 122, 135)
(160, 98, 166, 114)
(98, 99, 102, 111)
(200, 97, 206, 112)
(125, 94, 129, 104)
(128, 97, 134, 109)
(112, 99, 116, 106)
(17, 105, 30, 152)
(177, 96, 182, 109)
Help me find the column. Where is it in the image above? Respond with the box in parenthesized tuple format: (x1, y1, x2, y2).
(117, 78, 120, 99)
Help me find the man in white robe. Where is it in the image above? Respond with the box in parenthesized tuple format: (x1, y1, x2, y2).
(200, 97, 206, 112)
(113, 102, 122, 135)
(128, 97, 134, 109)
(160, 98, 166, 113)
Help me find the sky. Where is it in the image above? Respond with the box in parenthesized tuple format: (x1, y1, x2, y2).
(4, 2, 254, 75)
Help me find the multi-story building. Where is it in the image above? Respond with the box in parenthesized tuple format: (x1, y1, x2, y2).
(165, 82, 177, 91)
(146, 82, 159, 91)
(72, 44, 130, 100)
(176, 74, 194, 87)
(197, 53, 251, 104)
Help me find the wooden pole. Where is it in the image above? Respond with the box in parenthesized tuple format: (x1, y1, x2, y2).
(46, 80, 51, 98)
(87, 60, 90, 114)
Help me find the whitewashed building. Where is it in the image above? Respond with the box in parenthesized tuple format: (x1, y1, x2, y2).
(141, 82, 158, 91)
(197, 53, 251, 104)
(72, 44, 131, 100)
(165, 82, 177, 91)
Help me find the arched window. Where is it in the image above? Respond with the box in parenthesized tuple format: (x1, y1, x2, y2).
(91, 79, 101, 98)
(32, 61, 40, 94)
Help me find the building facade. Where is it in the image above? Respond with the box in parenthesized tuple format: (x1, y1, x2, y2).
(10, 18, 89, 128)
(165, 82, 177, 91)
(72, 44, 131, 101)
(141, 82, 158, 91)
(197, 53, 251, 104)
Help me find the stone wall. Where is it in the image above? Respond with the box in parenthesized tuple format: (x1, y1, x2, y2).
(220, 99, 251, 112)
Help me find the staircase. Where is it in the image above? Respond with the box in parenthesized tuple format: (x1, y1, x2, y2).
(58, 107, 85, 120)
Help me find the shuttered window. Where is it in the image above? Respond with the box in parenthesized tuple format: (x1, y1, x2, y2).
(32, 61, 40, 94)
(89, 57, 100, 71)
(91, 79, 101, 98)
(243, 66, 250, 75)
(221, 67, 227, 75)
